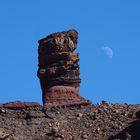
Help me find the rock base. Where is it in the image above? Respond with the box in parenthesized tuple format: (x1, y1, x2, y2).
(43, 86, 91, 108)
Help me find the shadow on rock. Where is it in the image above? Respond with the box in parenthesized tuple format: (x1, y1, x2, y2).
(108, 111, 140, 140)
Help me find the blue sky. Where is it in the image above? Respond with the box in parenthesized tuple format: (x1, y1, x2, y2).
(0, 1, 140, 104)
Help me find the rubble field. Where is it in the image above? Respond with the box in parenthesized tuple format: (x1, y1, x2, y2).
(0, 101, 140, 140)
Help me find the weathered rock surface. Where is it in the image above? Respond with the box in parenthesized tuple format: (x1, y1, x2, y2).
(0, 101, 140, 140)
(37, 29, 91, 107)
(0, 101, 41, 109)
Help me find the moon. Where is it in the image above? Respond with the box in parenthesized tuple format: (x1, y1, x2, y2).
(102, 46, 113, 59)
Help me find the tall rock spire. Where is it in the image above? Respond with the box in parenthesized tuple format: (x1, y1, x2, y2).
(37, 29, 90, 107)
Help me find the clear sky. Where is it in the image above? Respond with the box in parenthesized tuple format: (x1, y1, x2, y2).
(0, 1, 140, 104)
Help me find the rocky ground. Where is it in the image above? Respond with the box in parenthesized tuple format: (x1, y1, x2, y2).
(0, 101, 140, 140)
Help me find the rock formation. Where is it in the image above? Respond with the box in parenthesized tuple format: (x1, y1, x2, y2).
(0, 101, 41, 109)
(37, 29, 91, 107)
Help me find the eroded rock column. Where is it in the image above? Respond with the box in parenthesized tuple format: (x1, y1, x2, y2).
(37, 29, 90, 107)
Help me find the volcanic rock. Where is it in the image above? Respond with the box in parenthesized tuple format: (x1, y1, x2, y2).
(1, 101, 42, 109)
(37, 29, 91, 107)
(0, 102, 140, 139)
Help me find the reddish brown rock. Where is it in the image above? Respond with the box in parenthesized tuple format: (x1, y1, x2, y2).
(37, 29, 91, 107)
(44, 86, 90, 108)
(1, 101, 42, 109)
(0, 104, 3, 108)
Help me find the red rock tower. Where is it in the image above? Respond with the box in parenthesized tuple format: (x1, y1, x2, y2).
(37, 29, 90, 107)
